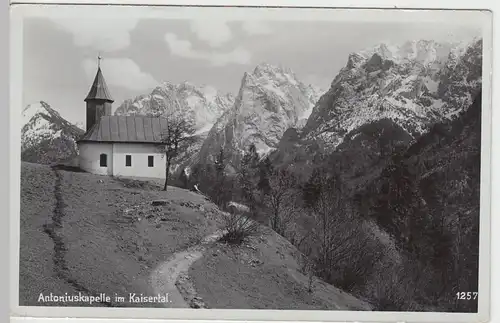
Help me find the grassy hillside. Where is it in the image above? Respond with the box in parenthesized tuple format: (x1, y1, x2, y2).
(19, 162, 370, 310)
(189, 225, 372, 310)
(19, 163, 82, 305)
(20, 162, 221, 307)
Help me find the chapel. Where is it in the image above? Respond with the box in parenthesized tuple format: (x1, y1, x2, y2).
(76, 59, 168, 179)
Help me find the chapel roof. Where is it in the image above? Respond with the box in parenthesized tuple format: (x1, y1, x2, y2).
(84, 67, 114, 102)
(77, 115, 170, 144)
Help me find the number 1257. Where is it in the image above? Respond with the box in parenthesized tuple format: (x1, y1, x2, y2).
(456, 292, 478, 300)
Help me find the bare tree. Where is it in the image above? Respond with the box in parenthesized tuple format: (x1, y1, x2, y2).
(157, 114, 196, 191)
(297, 244, 316, 293)
(302, 166, 383, 291)
(265, 167, 298, 236)
(303, 167, 342, 263)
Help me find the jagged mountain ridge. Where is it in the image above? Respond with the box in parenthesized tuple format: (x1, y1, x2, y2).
(268, 38, 482, 193)
(21, 101, 84, 164)
(114, 81, 238, 174)
(266, 40, 483, 312)
(301, 38, 483, 150)
(114, 81, 235, 136)
(197, 63, 323, 168)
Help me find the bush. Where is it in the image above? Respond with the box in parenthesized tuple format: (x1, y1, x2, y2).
(312, 219, 385, 293)
(219, 206, 260, 245)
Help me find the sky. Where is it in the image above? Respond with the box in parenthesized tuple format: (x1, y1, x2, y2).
(21, 7, 485, 126)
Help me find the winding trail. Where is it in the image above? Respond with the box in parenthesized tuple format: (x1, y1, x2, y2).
(150, 230, 225, 308)
(42, 166, 113, 307)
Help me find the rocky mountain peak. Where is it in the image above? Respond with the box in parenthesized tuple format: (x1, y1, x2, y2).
(302, 38, 482, 151)
(197, 63, 323, 166)
(23, 101, 61, 124)
(21, 101, 84, 164)
(356, 39, 459, 67)
(115, 81, 235, 135)
(252, 62, 295, 79)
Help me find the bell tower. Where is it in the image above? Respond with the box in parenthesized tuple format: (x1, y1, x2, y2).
(84, 54, 114, 132)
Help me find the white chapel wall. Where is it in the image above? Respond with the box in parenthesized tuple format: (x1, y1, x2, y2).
(78, 142, 114, 176)
(112, 143, 166, 179)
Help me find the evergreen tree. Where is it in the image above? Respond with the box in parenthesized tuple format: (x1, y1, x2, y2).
(257, 156, 273, 196)
(215, 148, 225, 174)
(302, 167, 325, 209)
(213, 148, 228, 207)
(239, 144, 260, 208)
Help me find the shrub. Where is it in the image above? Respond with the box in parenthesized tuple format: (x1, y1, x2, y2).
(219, 204, 260, 244)
(313, 219, 385, 293)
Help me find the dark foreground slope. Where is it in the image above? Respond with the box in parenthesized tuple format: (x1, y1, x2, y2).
(355, 91, 482, 312)
(19, 162, 221, 307)
(189, 225, 371, 310)
(19, 163, 82, 304)
(20, 162, 370, 310)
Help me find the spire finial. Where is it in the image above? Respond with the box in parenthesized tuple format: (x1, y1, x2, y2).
(97, 52, 102, 68)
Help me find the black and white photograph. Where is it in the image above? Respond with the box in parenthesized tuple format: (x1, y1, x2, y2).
(10, 3, 492, 322)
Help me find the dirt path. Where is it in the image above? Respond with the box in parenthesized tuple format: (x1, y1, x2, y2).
(43, 166, 113, 307)
(149, 230, 225, 308)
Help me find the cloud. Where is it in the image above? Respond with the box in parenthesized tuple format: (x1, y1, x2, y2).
(189, 20, 232, 48)
(241, 21, 273, 35)
(188, 19, 273, 47)
(51, 18, 138, 52)
(52, 16, 273, 51)
(164, 33, 251, 66)
(82, 58, 158, 91)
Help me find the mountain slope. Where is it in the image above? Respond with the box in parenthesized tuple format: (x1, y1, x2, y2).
(198, 63, 323, 168)
(301, 38, 482, 150)
(267, 42, 483, 311)
(20, 161, 371, 310)
(270, 38, 482, 191)
(114, 82, 235, 136)
(115, 82, 236, 175)
(354, 90, 482, 312)
(21, 101, 84, 164)
(189, 225, 372, 310)
(19, 162, 221, 307)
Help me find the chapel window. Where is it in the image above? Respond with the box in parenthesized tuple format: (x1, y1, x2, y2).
(99, 153, 107, 167)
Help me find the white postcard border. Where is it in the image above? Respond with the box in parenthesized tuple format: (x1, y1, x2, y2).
(9, 3, 494, 323)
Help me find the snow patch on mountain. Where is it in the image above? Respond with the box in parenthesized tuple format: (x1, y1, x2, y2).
(197, 63, 323, 166)
(22, 102, 80, 150)
(114, 81, 235, 134)
(21, 101, 84, 164)
(114, 82, 236, 174)
(301, 38, 483, 151)
(23, 102, 49, 127)
(357, 40, 469, 67)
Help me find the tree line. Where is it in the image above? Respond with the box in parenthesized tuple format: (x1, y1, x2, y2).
(180, 143, 385, 297)
(157, 104, 480, 313)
